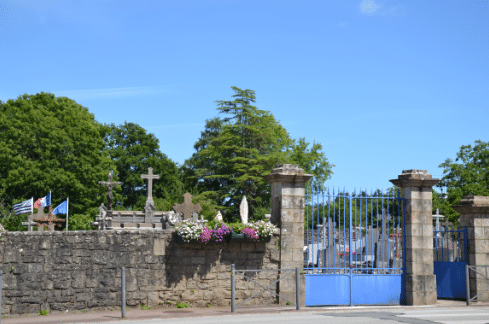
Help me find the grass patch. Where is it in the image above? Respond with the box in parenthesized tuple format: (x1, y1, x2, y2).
(176, 302, 188, 308)
(141, 303, 150, 310)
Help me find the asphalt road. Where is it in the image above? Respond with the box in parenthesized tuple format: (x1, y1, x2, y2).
(79, 307, 489, 324)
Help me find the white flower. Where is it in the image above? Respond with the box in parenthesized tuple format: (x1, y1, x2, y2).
(248, 220, 277, 238)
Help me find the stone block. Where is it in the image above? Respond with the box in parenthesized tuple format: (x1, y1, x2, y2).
(54, 281, 71, 289)
(405, 261, 433, 275)
(72, 271, 86, 289)
(405, 248, 433, 263)
(76, 292, 92, 302)
(405, 274, 437, 292)
(2, 275, 17, 290)
(42, 280, 54, 290)
(405, 291, 437, 305)
(92, 251, 109, 265)
(153, 239, 166, 256)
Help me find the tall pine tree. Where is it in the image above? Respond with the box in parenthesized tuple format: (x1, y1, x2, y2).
(185, 87, 333, 221)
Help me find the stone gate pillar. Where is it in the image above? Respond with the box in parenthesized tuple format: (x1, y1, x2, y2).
(265, 164, 312, 305)
(452, 195, 489, 302)
(390, 170, 440, 305)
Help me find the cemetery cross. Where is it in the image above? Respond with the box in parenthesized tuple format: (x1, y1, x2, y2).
(141, 167, 160, 205)
(98, 171, 122, 211)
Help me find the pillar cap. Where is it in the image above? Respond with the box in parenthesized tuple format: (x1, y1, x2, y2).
(264, 164, 313, 184)
(390, 169, 440, 188)
(452, 195, 489, 215)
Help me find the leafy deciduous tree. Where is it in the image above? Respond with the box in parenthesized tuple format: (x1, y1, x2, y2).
(0, 93, 114, 226)
(434, 140, 489, 224)
(103, 122, 184, 210)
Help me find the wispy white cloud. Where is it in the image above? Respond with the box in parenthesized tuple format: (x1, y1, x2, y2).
(360, 0, 382, 15)
(54, 85, 173, 100)
(359, 0, 406, 16)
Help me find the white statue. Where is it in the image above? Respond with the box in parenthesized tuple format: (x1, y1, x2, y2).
(215, 210, 223, 222)
(240, 196, 248, 224)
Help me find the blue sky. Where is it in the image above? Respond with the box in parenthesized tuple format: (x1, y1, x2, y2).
(1, 0, 488, 192)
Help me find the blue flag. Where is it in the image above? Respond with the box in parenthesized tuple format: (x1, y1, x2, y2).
(53, 200, 68, 215)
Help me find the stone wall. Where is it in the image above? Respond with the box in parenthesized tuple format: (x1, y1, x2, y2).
(0, 230, 280, 315)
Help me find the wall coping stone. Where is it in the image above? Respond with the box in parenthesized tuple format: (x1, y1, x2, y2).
(452, 195, 489, 215)
(264, 164, 313, 184)
(390, 169, 440, 188)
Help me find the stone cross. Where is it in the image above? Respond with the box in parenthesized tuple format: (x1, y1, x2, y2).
(240, 196, 248, 224)
(98, 170, 122, 210)
(432, 208, 445, 238)
(24, 207, 48, 231)
(141, 167, 159, 205)
(441, 219, 453, 231)
(172, 192, 202, 220)
(33, 206, 65, 232)
(22, 214, 38, 231)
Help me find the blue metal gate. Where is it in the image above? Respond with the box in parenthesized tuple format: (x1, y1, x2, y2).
(433, 224, 468, 299)
(304, 188, 405, 306)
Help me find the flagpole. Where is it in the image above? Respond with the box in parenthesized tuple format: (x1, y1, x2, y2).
(31, 197, 34, 214)
(66, 197, 69, 232)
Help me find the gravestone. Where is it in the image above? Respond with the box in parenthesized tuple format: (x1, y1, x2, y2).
(375, 212, 391, 271)
(34, 206, 65, 232)
(98, 171, 121, 211)
(365, 227, 378, 266)
(172, 192, 202, 220)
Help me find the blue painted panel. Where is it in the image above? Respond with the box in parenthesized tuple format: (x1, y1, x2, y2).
(305, 275, 350, 306)
(434, 261, 467, 299)
(351, 275, 402, 305)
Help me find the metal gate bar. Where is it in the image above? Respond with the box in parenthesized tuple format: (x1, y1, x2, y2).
(304, 187, 405, 306)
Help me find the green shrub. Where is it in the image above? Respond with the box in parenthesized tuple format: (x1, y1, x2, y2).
(176, 302, 188, 308)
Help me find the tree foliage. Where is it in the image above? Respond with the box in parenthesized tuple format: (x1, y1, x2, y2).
(434, 140, 489, 224)
(0, 93, 114, 226)
(185, 87, 334, 221)
(103, 122, 184, 210)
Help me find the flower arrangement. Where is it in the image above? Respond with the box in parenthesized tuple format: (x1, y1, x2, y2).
(241, 227, 259, 240)
(199, 227, 212, 244)
(248, 220, 277, 240)
(174, 220, 202, 242)
(175, 219, 277, 243)
(211, 222, 232, 242)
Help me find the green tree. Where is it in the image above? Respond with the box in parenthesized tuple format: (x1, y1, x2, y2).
(0, 195, 25, 231)
(103, 122, 184, 210)
(185, 87, 334, 221)
(0, 92, 114, 228)
(287, 138, 334, 189)
(435, 140, 489, 224)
